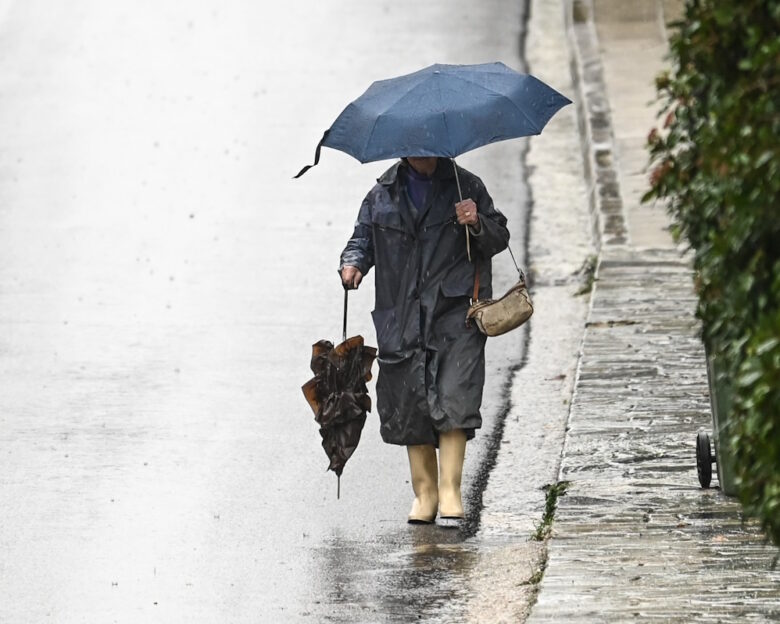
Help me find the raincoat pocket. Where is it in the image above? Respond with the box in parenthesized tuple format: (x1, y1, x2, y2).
(371, 307, 402, 356)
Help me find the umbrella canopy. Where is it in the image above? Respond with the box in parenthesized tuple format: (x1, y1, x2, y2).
(295, 61, 571, 176)
(302, 335, 377, 494)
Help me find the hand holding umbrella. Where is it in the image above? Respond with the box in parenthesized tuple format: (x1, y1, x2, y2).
(340, 266, 363, 290)
(455, 199, 480, 230)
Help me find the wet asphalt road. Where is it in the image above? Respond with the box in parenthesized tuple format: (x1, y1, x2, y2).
(0, 1, 531, 621)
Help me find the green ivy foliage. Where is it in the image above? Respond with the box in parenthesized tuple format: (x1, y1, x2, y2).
(645, 0, 780, 544)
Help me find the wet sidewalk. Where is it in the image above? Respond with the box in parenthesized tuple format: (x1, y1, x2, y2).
(528, 1, 780, 621)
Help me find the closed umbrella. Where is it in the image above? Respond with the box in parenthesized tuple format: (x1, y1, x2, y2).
(301, 292, 377, 497)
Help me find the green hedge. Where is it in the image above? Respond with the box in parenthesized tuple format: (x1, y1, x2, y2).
(645, 0, 780, 544)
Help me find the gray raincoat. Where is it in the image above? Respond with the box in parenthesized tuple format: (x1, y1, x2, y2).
(340, 159, 509, 446)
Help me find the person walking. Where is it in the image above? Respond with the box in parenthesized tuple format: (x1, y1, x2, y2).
(339, 156, 509, 526)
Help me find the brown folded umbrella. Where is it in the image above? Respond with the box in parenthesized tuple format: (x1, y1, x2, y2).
(302, 291, 377, 497)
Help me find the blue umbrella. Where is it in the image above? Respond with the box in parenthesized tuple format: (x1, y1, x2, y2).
(295, 62, 571, 177)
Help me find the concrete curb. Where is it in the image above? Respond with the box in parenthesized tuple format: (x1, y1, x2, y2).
(562, 0, 628, 248)
(524, 2, 780, 621)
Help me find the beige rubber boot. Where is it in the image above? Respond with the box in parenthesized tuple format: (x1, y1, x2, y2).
(406, 444, 439, 524)
(438, 429, 467, 526)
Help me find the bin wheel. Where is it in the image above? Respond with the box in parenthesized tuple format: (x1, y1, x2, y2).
(697, 431, 713, 488)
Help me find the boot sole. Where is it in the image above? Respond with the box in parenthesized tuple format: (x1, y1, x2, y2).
(437, 516, 464, 529)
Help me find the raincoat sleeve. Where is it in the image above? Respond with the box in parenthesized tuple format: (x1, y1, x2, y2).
(469, 182, 509, 258)
(339, 193, 375, 276)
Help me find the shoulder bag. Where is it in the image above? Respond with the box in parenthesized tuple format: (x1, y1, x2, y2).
(466, 249, 533, 337)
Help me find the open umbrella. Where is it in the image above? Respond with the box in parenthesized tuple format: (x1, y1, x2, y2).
(302, 291, 377, 497)
(294, 61, 570, 175)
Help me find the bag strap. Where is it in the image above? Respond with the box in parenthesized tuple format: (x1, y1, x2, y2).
(507, 246, 522, 277)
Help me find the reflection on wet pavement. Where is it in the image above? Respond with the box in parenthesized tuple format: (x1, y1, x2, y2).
(313, 527, 479, 623)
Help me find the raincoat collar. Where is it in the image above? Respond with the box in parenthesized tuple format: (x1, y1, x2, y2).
(377, 158, 456, 187)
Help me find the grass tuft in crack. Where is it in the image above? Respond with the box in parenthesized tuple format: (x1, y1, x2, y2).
(574, 255, 597, 296)
(522, 560, 547, 586)
(532, 481, 570, 541)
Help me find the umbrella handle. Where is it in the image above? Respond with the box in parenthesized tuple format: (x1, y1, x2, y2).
(343, 288, 348, 343)
(452, 159, 471, 263)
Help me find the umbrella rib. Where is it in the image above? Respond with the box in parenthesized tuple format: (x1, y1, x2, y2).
(358, 73, 432, 161)
(395, 72, 545, 143)
(360, 74, 467, 158)
(374, 73, 432, 115)
(360, 114, 383, 163)
(437, 77, 454, 156)
(442, 74, 544, 135)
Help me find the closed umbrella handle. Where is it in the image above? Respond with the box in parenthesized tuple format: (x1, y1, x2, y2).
(452, 158, 471, 263)
(343, 288, 348, 343)
(340, 287, 348, 499)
